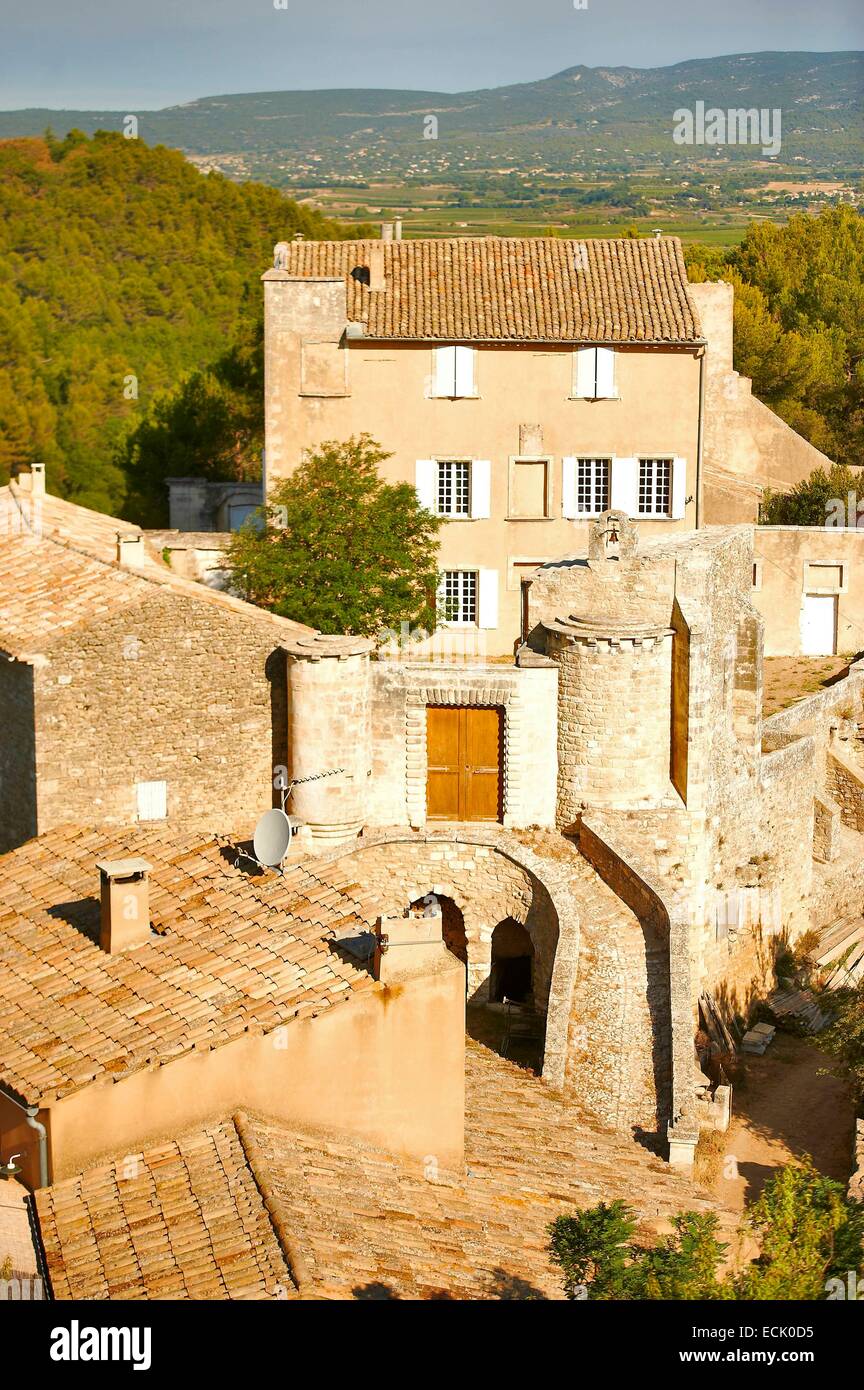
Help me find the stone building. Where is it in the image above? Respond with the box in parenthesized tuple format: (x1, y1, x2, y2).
(262, 229, 831, 656)
(2, 478, 863, 1299)
(0, 469, 311, 853)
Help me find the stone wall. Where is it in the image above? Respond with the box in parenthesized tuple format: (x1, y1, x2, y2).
(365, 661, 558, 830)
(33, 590, 290, 839)
(827, 748, 864, 832)
(548, 627, 674, 817)
(690, 281, 833, 520)
(578, 816, 698, 1169)
(0, 658, 37, 852)
(753, 528, 864, 657)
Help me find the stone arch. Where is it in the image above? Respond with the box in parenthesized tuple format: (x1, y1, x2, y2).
(318, 827, 579, 1089)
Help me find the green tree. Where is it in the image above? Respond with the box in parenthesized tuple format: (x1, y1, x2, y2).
(225, 436, 444, 636)
(549, 1160, 863, 1301)
(760, 463, 863, 526)
(549, 1202, 727, 1300)
(735, 1159, 864, 1301)
(0, 130, 360, 515)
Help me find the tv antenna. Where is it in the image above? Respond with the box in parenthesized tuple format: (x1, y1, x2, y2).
(234, 767, 344, 875)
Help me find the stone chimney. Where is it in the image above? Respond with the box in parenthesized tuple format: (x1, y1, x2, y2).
(97, 858, 153, 954)
(367, 244, 386, 292)
(374, 908, 446, 983)
(380, 221, 394, 243)
(393, 218, 403, 242)
(116, 532, 146, 569)
(16, 463, 45, 497)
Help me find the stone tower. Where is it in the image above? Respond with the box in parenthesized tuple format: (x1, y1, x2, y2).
(284, 633, 373, 844)
(537, 512, 677, 821)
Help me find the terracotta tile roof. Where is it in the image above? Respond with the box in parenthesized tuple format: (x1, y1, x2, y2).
(227, 1043, 729, 1300)
(271, 236, 703, 345)
(0, 482, 151, 566)
(0, 824, 380, 1106)
(34, 1044, 732, 1302)
(0, 483, 311, 660)
(35, 1119, 294, 1300)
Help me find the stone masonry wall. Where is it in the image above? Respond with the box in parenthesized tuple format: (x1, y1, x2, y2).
(549, 629, 674, 818)
(34, 590, 290, 837)
(366, 661, 558, 830)
(827, 748, 864, 832)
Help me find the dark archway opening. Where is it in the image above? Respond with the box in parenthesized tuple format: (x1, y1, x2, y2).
(489, 918, 534, 1003)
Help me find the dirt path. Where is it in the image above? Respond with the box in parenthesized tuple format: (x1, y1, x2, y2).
(708, 1033, 855, 1211)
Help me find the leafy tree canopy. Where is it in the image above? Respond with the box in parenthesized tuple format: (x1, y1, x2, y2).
(760, 462, 863, 526)
(0, 130, 368, 519)
(549, 1157, 864, 1300)
(225, 435, 444, 637)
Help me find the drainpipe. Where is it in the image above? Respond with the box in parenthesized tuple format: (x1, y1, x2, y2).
(695, 346, 705, 530)
(0, 1086, 48, 1189)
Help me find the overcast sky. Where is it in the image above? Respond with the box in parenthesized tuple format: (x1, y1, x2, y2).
(0, 0, 861, 109)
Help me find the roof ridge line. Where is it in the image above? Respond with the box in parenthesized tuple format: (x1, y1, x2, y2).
(232, 1109, 316, 1298)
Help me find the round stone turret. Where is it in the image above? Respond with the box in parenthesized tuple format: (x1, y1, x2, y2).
(284, 633, 374, 844)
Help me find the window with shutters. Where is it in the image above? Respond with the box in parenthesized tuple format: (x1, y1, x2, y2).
(136, 780, 167, 822)
(432, 345, 477, 398)
(573, 346, 617, 400)
(576, 457, 611, 514)
(436, 460, 471, 516)
(638, 457, 672, 517)
(439, 570, 477, 625)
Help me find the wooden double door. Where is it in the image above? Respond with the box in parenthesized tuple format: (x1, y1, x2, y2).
(426, 705, 503, 822)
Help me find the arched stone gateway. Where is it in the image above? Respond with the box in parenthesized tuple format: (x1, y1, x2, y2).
(301, 824, 688, 1165)
(320, 827, 579, 1091)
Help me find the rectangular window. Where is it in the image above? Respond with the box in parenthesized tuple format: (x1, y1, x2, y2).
(439, 570, 477, 625)
(576, 457, 611, 514)
(638, 457, 672, 517)
(436, 460, 471, 516)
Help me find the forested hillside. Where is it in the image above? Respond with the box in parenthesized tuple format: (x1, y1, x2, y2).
(0, 131, 363, 517)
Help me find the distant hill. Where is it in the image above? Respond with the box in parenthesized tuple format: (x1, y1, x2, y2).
(0, 52, 861, 183)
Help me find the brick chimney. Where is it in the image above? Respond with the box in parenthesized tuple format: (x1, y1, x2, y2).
(96, 859, 153, 954)
(116, 532, 146, 568)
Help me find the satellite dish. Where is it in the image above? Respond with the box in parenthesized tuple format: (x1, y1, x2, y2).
(253, 808, 293, 868)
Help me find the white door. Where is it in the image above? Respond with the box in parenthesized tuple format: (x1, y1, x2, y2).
(800, 594, 837, 656)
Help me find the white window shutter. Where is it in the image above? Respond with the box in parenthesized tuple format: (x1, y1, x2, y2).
(610, 456, 639, 517)
(562, 456, 577, 518)
(595, 347, 617, 399)
(478, 569, 499, 629)
(454, 346, 476, 397)
(136, 780, 167, 821)
(415, 459, 437, 512)
(433, 346, 455, 397)
(671, 456, 687, 520)
(470, 459, 491, 518)
(573, 347, 597, 398)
